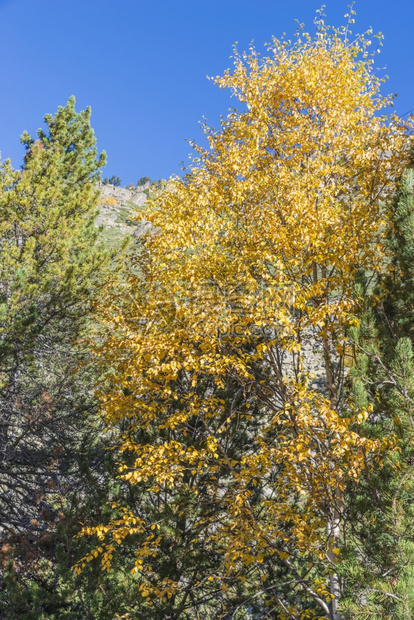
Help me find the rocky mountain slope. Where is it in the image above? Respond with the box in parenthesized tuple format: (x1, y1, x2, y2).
(97, 181, 152, 246)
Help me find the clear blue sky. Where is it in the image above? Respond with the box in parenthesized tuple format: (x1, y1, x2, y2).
(1, 0, 413, 185)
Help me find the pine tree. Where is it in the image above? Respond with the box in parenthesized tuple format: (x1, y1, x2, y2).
(0, 97, 189, 620)
(0, 96, 110, 533)
(0, 98, 127, 618)
(340, 168, 414, 619)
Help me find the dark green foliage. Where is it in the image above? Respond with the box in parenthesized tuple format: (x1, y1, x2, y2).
(103, 175, 122, 186)
(382, 168, 414, 340)
(340, 169, 414, 619)
(137, 176, 151, 186)
(0, 98, 140, 617)
(0, 441, 147, 619)
(0, 97, 110, 534)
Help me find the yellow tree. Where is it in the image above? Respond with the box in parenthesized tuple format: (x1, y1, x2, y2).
(77, 19, 413, 620)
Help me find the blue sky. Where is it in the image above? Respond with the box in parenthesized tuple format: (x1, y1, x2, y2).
(1, 0, 414, 185)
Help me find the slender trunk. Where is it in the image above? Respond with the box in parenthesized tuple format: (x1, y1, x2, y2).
(323, 332, 344, 619)
(0, 356, 20, 464)
(319, 263, 343, 620)
(327, 485, 344, 620)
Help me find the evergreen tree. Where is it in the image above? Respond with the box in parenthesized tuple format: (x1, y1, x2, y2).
(340, 168, 414, 619)
(0, 96, 108, 533)
(0, 98, 135, 618)
(103, 175, 121, 186)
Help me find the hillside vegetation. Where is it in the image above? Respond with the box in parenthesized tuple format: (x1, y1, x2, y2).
(1, 17, 414, 620)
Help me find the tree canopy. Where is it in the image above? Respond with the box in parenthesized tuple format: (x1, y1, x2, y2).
(76, 21, 414, 620)
(0, 98, 127, 618)
(2, 15, 414, 620)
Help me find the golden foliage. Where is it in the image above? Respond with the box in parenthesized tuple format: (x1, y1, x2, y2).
(76, 19, 413, 618)
(101, 195, 118, 206)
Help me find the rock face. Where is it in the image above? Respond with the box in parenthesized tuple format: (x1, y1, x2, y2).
(97, 182, 151, 244)
(100, 182, 148, 208)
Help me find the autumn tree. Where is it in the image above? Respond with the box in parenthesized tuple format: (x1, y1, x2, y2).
(78, 19, 413, 620)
